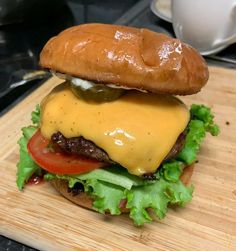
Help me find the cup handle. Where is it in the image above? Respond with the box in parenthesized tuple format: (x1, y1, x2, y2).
(213, 1, 236, 47)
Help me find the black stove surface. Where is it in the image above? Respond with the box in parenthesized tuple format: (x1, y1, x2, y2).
(0, 2, 72, 113)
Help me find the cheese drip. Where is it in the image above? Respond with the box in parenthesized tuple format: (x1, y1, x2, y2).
(41, 84, 189, 175)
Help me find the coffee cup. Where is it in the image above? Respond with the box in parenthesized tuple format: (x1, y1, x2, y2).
(171, 0, 236, 55)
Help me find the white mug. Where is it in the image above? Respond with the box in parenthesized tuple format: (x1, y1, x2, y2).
(171, 0, 236, 55)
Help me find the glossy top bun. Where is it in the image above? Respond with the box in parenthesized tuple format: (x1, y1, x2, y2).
(50, 164, 194, 213)
(40, 23, 208, 95)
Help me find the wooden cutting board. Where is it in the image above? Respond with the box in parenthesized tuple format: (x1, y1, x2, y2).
(0, 66, 235, 251)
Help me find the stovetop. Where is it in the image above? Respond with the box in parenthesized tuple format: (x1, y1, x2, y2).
(0, 0, 235, 250)
(0, 0, 70, 108)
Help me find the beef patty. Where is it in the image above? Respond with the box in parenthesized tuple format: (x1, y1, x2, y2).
(51, 130, 187, 166)
(51, 132, 111, 163)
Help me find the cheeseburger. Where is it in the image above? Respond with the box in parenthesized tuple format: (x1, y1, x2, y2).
(17, 24, 219, 226)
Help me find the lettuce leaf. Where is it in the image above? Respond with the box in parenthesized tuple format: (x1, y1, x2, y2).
(45, 166, 146, 190)
(31, 104, 41, 127)
(161, 161, 183, 182)
(45, 171, 127, 215)
(126, 179, 193, 225)
(75, 166, 145, 189)
(16, 106, 41, 190)
(190, 104, 220, 136)
(87, 180, 125, 215)
(45, 167, 193, 226)
(177, 104, 220, 164)
(16, 126, 41, 190)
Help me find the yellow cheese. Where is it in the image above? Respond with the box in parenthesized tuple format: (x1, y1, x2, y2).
(41, 84, 189, 175)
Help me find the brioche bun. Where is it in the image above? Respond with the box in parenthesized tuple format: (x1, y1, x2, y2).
(50, 164, 194, 213)
(40, 23, 208, 95)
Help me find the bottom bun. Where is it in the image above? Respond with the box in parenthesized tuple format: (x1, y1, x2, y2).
(50, 164, 194, 213)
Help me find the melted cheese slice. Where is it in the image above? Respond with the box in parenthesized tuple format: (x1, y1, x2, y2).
(41, 84, 189, 175)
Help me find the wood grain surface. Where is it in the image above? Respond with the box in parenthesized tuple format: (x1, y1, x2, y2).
(0, 66, 236, 251)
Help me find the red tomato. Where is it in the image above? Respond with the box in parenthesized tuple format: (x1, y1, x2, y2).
(27, 130, 105, 174)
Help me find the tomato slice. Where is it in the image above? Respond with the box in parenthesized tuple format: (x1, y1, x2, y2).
(27, 130, 105, 174)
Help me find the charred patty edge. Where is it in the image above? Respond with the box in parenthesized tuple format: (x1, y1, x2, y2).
(51, 129, 187, 177)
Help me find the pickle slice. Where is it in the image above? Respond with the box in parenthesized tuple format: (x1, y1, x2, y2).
(70, 79, 125, 102)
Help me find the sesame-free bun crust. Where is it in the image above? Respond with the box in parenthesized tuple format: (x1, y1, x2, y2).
(50, 164, 194, 213)
(40, 24, 208, 95)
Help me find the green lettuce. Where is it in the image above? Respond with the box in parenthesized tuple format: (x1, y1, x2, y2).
(45, 166, 145, 190)
(45, 165, 193, 225)
(31, 104, 41, 127)
(88, 180, 126, 215)
(16, 107, 41, 190)
(177, 104, 220, 164)
(161, 161, 183, 182)
(190, 104, 220, 136)
(17, 104, 219, 225)
(126, 179, 193, 225)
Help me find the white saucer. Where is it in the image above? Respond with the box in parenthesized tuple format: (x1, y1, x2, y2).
(150, 0, 172, 23)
